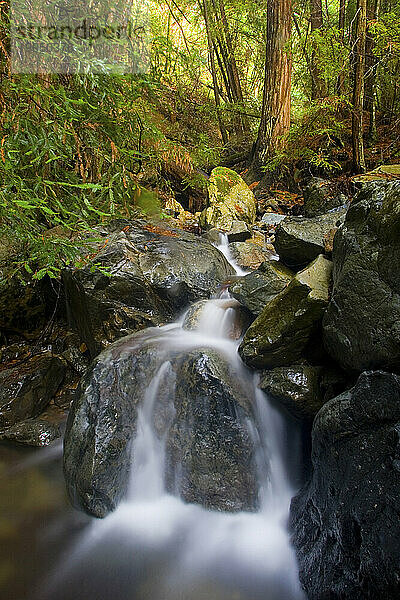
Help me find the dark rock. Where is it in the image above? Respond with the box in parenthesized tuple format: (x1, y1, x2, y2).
(239, 255, 332, 369)
(64, 220, 234, 355)
(0, 353, 66, 429)
(63, 331, 163, 518)
(290, 371, 400, 600)
(201, 228, 221, 244)
(323, 181, 400, 372)
(259, 364, 345, 420)
(64, 330, 260, 517)
(166, 348, 258, 511)
(303, 178, 348, 217)
(226, 220, 251, 243)
(274, 209, 346, 270)
(229, 261, 293, 316)
(0, 418, 61, 446)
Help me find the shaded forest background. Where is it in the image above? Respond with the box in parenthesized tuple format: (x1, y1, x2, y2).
(0, 0, 399, 282)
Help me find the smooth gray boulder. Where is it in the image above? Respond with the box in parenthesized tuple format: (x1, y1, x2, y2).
(323, 181, 400, 372)
(226, 220, 251, 243)
(259, 364, 345, 420)
(303, 177, 348, 217)
(290, 371, 400, 599)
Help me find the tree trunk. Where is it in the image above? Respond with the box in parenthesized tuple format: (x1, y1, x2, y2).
(310, 0, 327, 98)
(336, 0, 346, 94)
(364, 0, 380, 143)
(352, 0, 367, 172)
(202, 0, 229, 144)
(252, 0, 292, 169)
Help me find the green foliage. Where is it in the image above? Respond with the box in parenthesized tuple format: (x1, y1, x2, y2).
(0, 73, 159, 280)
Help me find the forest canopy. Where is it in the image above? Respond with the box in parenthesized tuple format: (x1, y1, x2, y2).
(0, 0, 399, 280)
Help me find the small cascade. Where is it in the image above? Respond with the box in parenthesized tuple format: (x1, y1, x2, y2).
(41, 236, 305, 600)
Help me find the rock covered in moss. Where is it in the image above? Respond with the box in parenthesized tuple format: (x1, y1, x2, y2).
(239, 255, 332, 369)
(229, 261, 293, 316)
(274, 209, 346, 270)
(200, 167, 256, 231)
(323, 181, 400, 372)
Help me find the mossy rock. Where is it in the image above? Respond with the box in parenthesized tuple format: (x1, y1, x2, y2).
(239, 255, 332, 369)
(200, 167, 256, 231)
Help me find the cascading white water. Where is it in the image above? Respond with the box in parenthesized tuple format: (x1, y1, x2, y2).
(41, 235, 305, 600)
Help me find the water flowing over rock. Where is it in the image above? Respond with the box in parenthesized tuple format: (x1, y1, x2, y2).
(200, 167, 256, 230)
(166, 348, 258, 512)
(0, 353, 66, 429)
(323, 181, 400, 372)
(64, 304, 260, 518)
(290, 371, 400, 600)
(274, 209, 346, 270)
(64, 333, 162, 518)
(239, 255, 332, 369)
(63, 220, 234, 355)
(229, 261, 293, 316)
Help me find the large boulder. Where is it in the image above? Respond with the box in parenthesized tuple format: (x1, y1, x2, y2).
(64, 333, 259, 517)
(64, 332, 162, 518)
(239, 255, 332, 369)
(200, 167, 256, 231)
(0, 353, 66, 429)
(259, 364, 345, 420)
(303, 177, 348, 217)
(229, 261, 293, 316)
(63, 220, 234, 355)
(323, 181, 400, 372)
(166, 348, 258, 512)
(274, 209, 346, 270)
(290, 371, 400, 599)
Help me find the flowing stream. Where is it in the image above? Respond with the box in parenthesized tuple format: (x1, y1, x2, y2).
(1, 236, 305, 600)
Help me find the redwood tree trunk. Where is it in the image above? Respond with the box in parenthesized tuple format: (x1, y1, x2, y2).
(352, 0, 367, 172)
(310, 0, 327, 98)
(252, 0, 292, 168)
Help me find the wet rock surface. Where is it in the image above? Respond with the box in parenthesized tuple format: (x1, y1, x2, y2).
(290, 371, 400, 600)
(63, 332, 162, 518)
(0, 353, 66, 429)
(229, 261, 293, 316)
(239, 255, 332, 369)
(323, 181, 400, 372)
(63, 220, 234, 354)
(274, 209, 346, 270)
(167, 348, 258, 512)
(259, 364, 345, 420)
(0, 418, 61, 446)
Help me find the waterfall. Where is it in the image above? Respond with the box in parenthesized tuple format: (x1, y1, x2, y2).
(40, 234, 305, 600)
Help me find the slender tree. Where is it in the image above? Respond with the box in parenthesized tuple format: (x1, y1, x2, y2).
(336, 0, 347, 94)
(364, 0, 380, 142)
(252, 0, 292, 168)
(352, 0, 367, 172)
(310, 0, 327, 98)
